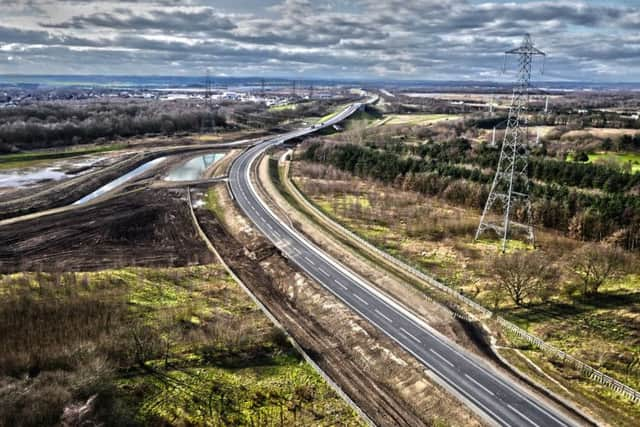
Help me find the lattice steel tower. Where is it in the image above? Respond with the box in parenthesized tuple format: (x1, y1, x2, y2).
(204, 70, 213, 109)
(475, 34, 545, 251)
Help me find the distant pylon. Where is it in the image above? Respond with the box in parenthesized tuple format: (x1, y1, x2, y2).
(292, 80, 297, 97)
(544, 95, 549, 114)
(261, 78, 265, 97)
(475, 34, 545, 252)
(205, 70, 212, 107)
(309, 84, 314, 99)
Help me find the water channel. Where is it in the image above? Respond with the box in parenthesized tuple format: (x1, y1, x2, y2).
(73, 156, 166, 205)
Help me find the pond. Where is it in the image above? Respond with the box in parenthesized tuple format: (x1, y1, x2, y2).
(164, 153, 225, 181)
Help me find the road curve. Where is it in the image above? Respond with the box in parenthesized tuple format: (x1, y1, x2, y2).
(229, 102, 578, 427)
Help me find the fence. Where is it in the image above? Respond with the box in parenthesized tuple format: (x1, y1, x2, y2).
(283, 159, 640, 404)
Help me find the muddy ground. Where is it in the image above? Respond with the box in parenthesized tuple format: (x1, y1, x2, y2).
(194, 184, 485, 427)
(0, 135, 254, 221)
(0, 188, 213, 272)
(0, 151, 168, 221)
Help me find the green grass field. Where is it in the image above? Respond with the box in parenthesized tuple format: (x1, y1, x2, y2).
(381, 114, 460, 127)
(317, 103, 351, 123)
(292, 170, 640, 424)
(589, 152, 640, 173)
(568, 151, 640, 174)
(268, 103, 297, 111)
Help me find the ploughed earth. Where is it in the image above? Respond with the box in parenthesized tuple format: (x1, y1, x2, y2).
(0, 188, 213, 273)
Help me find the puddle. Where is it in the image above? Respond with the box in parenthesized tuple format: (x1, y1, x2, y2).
(165, 153, 225, 181)
(0, 157, 103, 189)
(0, 168, 69, 188)
(74, 157, 166, 205)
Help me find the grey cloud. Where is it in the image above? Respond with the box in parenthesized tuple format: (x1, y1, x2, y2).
(42, 8, 236, 33)
(2, 0, 640, 81)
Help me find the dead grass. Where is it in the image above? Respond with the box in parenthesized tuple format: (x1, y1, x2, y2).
(0, 266, 360, 426)
(293, 160, 640, 424)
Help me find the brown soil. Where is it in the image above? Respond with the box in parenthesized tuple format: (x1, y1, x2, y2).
(194, 183, 485, 427)
(0, 188, 213, 273)
(0, 152, 167, 220)
(0, 141, 249, 221)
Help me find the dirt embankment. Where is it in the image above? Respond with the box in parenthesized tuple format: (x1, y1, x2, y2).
(0, 188, 213, 273)
(193, 184, 485, 427)
(0, 152, 165, 221)
(0, 139, 247, 221)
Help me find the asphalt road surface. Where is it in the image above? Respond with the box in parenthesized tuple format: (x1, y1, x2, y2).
(229, 102, 578, 427)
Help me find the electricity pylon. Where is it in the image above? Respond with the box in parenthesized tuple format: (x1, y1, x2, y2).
(475, 34, 545, 252)
(202, 70, 214, 131)
(205, 69, 212, 109)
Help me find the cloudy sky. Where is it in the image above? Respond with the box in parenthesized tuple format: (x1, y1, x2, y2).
(1, 0, 639, 81)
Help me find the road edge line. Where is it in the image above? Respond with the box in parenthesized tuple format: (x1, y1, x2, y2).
(186, 185, 377, 427)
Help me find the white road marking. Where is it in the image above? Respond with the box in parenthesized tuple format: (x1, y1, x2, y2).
(399, 327, 422, 344)
(444, 376, 511, 427)
(508, 404, 541, 427)
(430, 348, 455, 368)
(375, 309, 393, 323)
(465, 374, 495, 396)
(334, 279, 348, 290)
(304, 256, 315, 265)
(231, 103, 568, 427)
(353, 293, 369, 306)
(318, 267, 330, 277)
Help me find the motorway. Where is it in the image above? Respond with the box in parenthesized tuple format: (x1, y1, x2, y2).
(228, 102, 578, 427)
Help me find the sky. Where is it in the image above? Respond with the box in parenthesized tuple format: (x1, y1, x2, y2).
(1, 0, 640, 82)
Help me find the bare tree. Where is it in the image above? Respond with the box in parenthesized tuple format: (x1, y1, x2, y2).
(490, 251, 559, 307)
(569, 244, 626, 296)
(344, 119, 368, 145)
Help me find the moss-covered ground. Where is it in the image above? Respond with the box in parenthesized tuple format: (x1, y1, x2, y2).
(0, 266, 361, 426)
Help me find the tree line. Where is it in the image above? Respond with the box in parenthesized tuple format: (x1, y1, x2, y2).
(373, 138, 640, 193)
(0, 101, 228, 153)
(301, 141, 640, 251)
(0, 97, 357, 154)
